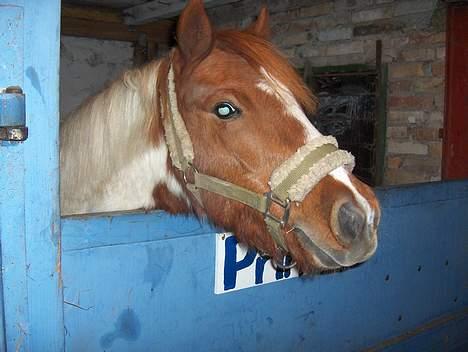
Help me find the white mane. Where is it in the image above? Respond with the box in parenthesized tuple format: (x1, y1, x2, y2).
(60, 60, 185, 215)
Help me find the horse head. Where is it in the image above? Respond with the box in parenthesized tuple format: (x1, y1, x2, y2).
(155, 0, 380, 273)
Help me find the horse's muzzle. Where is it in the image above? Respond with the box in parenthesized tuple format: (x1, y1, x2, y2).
(336, 201, 367, 245)
(295, 201, 379, 269)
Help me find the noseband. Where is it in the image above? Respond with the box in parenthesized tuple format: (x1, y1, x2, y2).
(161, 64, 354, 269)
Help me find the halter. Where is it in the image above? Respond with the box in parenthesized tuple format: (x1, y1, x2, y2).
(162, 64, 354, 269)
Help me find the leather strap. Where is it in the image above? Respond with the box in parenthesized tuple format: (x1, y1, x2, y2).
(190, 173, 269, 212)
(188, 172, 289, 251)
(162, 63, 351, 254)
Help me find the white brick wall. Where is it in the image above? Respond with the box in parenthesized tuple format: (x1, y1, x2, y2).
(60, 36, 133, 117)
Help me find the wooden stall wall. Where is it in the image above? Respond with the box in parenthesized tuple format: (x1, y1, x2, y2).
(61, 181, 468, 352)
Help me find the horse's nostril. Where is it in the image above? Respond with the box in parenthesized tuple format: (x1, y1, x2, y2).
(337, 202, 366, 244)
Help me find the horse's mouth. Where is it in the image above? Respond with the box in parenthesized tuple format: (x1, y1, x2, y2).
(294, 227, 377, 270)
(294, 228, 342, 269)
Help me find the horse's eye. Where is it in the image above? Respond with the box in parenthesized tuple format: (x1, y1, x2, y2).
(213, 102, 240, 120)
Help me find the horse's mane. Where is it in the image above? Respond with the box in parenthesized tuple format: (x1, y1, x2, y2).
(215, 30, 317, 114)
(60, 60, 163, 214)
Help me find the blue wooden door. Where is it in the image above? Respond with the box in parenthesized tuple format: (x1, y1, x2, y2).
(0, 1, 63, 351)
(60, 182, 468, 352)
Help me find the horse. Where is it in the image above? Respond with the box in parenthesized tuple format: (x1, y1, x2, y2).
(60, 0, 380, 274)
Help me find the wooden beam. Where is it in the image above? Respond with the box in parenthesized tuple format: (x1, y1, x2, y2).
(133, 33, 148, 67)
(61, 4, 175, 44)
(61, 4, 122, 23)
(123, 0, 240, 25)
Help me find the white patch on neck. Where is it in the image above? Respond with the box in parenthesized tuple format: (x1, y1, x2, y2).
(62, 142, 189, 215)
(91, 143, 189, 214)
(330, 167, 374, 225)
(257, 67, 321, 143)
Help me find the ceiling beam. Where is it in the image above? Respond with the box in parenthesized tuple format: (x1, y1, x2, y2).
(61, 4, 122, 23)
(123, 0, 240, 25)
(61, 4, 175, 44)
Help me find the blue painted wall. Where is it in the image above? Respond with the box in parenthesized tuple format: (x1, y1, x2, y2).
(61, 181, 468, 352)
(0, 1, 63, 351)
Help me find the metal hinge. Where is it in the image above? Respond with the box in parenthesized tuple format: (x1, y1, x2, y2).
(0, 86, 28, 142)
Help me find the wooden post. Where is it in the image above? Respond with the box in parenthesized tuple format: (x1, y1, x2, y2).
(147, 40, 158, 61)
(133, 33, 148, 67)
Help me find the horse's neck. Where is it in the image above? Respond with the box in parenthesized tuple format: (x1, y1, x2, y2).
(60, 60, 187, 215)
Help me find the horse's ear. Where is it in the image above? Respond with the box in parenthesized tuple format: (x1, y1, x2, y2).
(246, 6, 270, 40)
(176, 0, 213, 64)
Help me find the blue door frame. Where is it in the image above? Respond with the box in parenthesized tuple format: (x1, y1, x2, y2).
(0, 1, 63, 351)
(0, 1, 467, 351)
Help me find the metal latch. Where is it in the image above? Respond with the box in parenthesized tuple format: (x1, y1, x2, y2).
(0, 86, 28, 142)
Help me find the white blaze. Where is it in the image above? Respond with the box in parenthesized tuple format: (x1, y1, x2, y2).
(257, 67, 321, 143)
(257, 67, 374, 224)
(330, 168, 374, 225)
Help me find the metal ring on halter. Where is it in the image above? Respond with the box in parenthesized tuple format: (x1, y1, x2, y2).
(183, 163, 198, 184)
(270, 252, 297, 271)
(258, 249, 296, 271)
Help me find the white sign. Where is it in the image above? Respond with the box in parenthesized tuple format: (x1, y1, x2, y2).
(214, 233, 299, 294)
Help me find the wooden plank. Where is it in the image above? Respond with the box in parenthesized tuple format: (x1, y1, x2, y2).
(21, 0, 65, 350)
(0, 3, 30, 351)
(1, 1, 65, 350)
(363, 309, 468, 352)
(62, 16, 139, 41)
(62, 3, 122, 23)
(61, 10, 175, 43)
(61, 211, 216, 252)
(443, 5, 468, 180)
(133, 33, 148, 66)
(376, 180, 468, 208)
(123, 0, 240, 25)
(61, 181, 468, 351)
(375, 63, 387, 187)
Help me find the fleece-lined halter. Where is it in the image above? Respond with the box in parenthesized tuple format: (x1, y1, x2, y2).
(162, 64, 354, 267)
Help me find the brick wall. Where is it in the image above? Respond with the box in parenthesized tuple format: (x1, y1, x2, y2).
(209, 0, 446, 185)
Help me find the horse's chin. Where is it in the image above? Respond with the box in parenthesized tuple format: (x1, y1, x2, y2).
(293, 227, 377, 271)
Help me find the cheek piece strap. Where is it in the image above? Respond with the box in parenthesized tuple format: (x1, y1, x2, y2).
(161, 64, 355, 264)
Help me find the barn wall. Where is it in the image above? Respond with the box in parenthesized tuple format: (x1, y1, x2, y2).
(60, 36, 133, 117)
(208, 0, 446, 185)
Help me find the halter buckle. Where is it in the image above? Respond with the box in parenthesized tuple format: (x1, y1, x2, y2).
(183, 163, 198, 184)
(264, 191, 291, 228)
